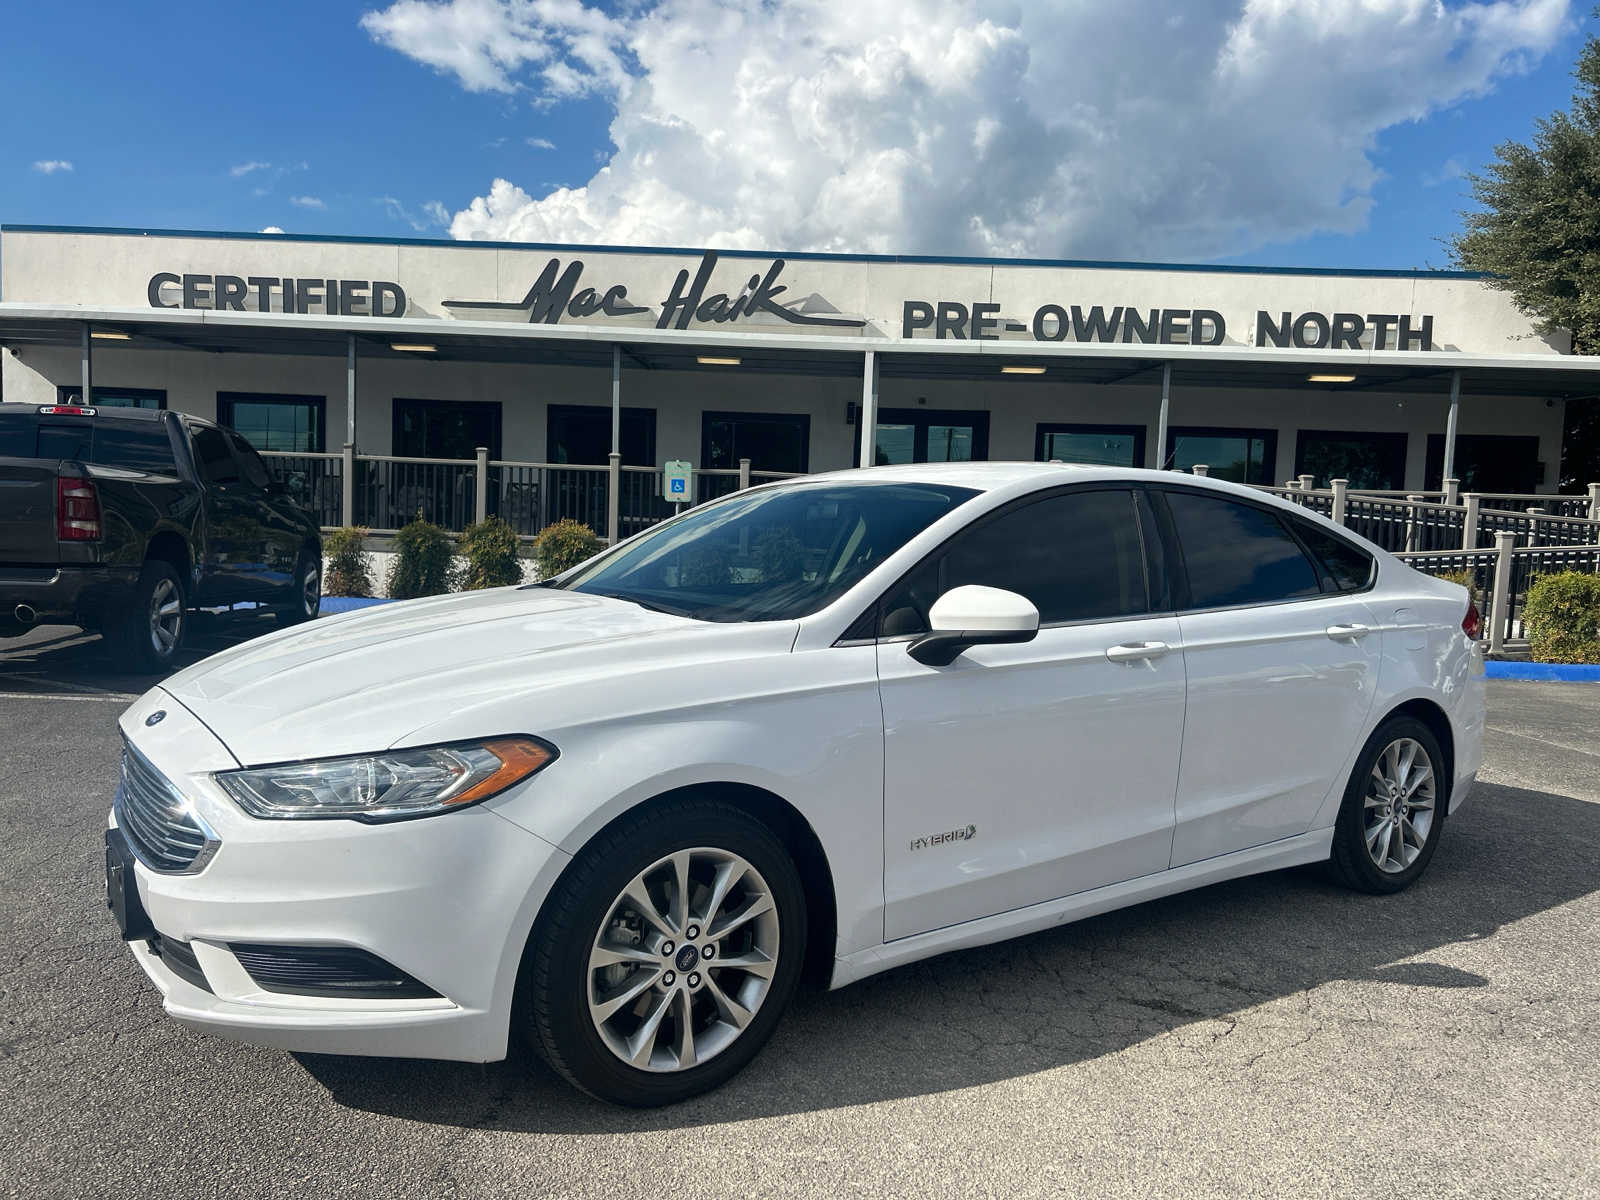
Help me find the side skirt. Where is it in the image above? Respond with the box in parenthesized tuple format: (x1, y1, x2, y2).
(830, 828, 1334, 990)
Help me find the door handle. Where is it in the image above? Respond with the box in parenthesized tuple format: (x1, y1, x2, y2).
(1325, 623, 1371, 640)
(1105, 641, 1172, 663)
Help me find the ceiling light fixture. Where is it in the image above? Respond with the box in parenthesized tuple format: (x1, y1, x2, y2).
(391, 343, 437, 353)
(696, 356, 741, 366)
(1307, 373, 1356, 384)
(1001, 365, 1046, 375)
(91, 330, 130, 340)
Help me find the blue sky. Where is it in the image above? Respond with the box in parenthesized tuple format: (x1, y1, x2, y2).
(1, 1, 1591, 270)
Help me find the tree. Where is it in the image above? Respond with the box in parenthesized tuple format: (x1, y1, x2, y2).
(1452, 24, 1600, 488)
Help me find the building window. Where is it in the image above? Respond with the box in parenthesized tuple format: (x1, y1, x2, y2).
(1166, 426, 1277, 485)
(548, 405, 657, 466)
(55, 385, 166, 410)
(1293, 430, 1407, 490)
(217, 392, 326, 453)
(702, 411, 810, 473)
(1035, 423, 1146, 468)
(868, 409, 990, 466)
(393, 398, 502, 460)
(1425, 434, 1541, 493)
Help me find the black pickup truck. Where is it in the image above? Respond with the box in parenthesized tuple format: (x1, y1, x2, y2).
(0, 403, 323, 671)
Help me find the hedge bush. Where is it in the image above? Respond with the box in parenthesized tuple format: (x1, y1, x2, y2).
(534, 518, 603, 579)
(457, 516, 523, 590)
(387, 513, 456, 599)
(323, 526, 373, 597)
(1523, 571, 1600, 664)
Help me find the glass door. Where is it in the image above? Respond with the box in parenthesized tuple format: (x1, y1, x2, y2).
(869, 409, 990, 465)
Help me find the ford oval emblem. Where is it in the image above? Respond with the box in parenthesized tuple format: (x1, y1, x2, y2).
(144, 710, 166, 727)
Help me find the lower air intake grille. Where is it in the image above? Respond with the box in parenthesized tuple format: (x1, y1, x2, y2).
(147, 932, 212, 993)
(229, 944, 440, 1000)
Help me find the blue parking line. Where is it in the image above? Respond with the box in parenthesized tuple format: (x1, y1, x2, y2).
(1485, 661, 1600, 682)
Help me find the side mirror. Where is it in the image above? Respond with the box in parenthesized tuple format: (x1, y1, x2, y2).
(908, 585, 1040, 666)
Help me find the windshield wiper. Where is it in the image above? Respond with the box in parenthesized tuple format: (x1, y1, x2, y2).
(586, 590, 697, 618)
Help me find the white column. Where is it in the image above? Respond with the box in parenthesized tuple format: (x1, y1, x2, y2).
(474, 446, 489, 524)
(1331, 478, 1348, 524)
(80, 323, 92, 405)
(345, 335, 358, 449)
(1461, 493, 1480, 550)
(1441, 369, 1461, 485)
(1488, 531, 1516, 655)
(1156, 362, 1171, 470)
(858, 350, 879, 468)
(611, 344, 622, 457)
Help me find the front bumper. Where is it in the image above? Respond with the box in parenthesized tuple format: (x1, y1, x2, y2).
(112, 688, 572, 1062)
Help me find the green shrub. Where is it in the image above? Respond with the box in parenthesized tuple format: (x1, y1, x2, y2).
(323, 526, 373, 597)
(1523, 571, 1600, 664)
(457, 516, 523, 590)
(387, 513, 455, 599)
(533, 518, 603, 579)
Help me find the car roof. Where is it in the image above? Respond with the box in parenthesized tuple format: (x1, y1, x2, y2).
(804, 460, 1266, 496)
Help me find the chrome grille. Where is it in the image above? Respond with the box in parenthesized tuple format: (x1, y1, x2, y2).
(115, 743, 219, 874)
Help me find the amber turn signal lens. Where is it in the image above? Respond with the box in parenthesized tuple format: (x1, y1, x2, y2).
(445, 737, 557, 807)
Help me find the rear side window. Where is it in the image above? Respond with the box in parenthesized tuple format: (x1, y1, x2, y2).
(226, 430, 271, 489)
(191, 426, 240, 484)
(1289, 517, 1374, 592)
(880, 488, 1151, 632)
(1165, 490, 1321, 609)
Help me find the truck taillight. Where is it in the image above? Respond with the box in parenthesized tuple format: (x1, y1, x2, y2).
(56, 476, 101, 541)
(1462, 601, 1482, 641)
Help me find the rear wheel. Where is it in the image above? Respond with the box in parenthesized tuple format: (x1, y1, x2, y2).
(105, 560, 186, 673)
(274, 550, 321, 625)
(1328, 716, 1448, 894)
(524, 798, 806, 1106)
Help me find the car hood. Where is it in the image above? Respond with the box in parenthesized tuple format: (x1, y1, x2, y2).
(157, 587, 797, 765)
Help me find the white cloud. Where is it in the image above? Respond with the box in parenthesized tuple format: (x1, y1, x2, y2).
(1423, 157, 1468, 187)
(289, 195, 326, 209)
(367, 0, 1572, 260)
(32, 160, 73, 174)
(260, 226, 287, 234)
(526, 136, 555, 150)
(423, 200, 451, 226)
(231, 160, 271, 177)
(380, 195, 452, 229)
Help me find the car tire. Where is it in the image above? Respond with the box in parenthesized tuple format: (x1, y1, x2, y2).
(523, 797, 807, 1107)
(105, 560, 187, 673)
(274, 550, 321, 626)
(1328, 715, 1448, 895)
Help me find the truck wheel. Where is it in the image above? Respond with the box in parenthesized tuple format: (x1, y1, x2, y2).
(105, 561, 186, 673)
(274, 551, 321, 626)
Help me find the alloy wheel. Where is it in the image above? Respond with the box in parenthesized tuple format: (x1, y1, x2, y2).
(587, 847, 780, 1073)
(147, 577, 182, 656)
(1363, 736, 1436, 874)
(301, 561, 321, 616)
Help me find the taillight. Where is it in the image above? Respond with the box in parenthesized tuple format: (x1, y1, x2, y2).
(56, 476, 101, 541)
(1462, 601, 1482, 641)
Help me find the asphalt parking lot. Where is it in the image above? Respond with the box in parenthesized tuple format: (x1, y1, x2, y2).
(2, 623, 1598, 1199)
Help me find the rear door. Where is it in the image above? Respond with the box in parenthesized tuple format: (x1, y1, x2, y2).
(876, 487, 1186, 940)
(188, 424, 263, 604)
(224, 429, 298, 592)
(1157, 486, 1382, 866)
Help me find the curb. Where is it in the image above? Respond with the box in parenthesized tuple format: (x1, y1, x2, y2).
(320, 597, 396, 614)
(1485, 661, 1600, 682)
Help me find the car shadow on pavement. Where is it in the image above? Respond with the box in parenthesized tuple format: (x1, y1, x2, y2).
(298, 778, 1598, 1131)
(0, 615, 278, 697)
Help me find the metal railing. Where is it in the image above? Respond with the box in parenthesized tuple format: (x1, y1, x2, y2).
(1401, 540, 1600, 652)
(259, 451, 343, 528)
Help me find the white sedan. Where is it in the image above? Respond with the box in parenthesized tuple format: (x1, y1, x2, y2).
(107, 463, 1485, 1106)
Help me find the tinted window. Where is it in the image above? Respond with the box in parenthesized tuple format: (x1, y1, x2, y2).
(226, 430, 271, 489)
(881, 489, 1150, 632)
(1166, 490, 1320, 608)
(35, 423, 92, 461)
(563, 482, 976, 621)
(92, 423, 176, 472)
(191, 426, 239, 484)
(1290, 517, 1374, 592)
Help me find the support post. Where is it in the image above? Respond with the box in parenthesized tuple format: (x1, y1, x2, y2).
(607, 452, 621, 545)
(1444, 477, 1460, 506)
(1461, 493, 1480, 550)
(346, 335, 357, 450)
(738, 457, 752, 491)
(610, 345, 621, 457)
(1488, 531, 1516, 655)
(858, 350, 878, 467)
(80, 323, 92, 406)
(1156, 362, 1171, 469)
(1441, 369, 1461, 485)
(1589, 482, 1600, 521)
(1331, 478, 1348, 525)
(474, 446, 489, 525)
(1191, 464, 1209, 477)
(340, 443, 355, 527)
(1405, 493, 1423, 553)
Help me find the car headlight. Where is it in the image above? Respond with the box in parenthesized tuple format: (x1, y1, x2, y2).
(215, 737, 556, 822)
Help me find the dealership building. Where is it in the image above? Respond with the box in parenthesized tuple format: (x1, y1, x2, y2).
(2, 224, 1597, 533)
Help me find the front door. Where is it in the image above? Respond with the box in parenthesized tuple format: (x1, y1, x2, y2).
(189, 423, 264, 605)
(875, 487, 1186, 940)
(1155, 486, 1382, 865)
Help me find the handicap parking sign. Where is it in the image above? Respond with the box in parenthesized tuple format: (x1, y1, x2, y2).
(662, 460, 694, 504)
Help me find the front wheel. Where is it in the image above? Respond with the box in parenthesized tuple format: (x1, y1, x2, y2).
(1328, 716, 1448, 894)
(524, 798, 806, 1106)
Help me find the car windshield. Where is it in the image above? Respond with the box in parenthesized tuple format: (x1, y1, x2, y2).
(557, 481, 978, 622)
